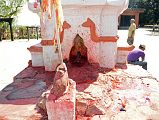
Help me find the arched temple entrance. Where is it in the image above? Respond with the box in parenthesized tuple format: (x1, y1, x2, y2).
(69, 34, 88, 66)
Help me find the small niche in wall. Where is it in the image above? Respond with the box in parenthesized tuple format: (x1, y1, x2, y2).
(69, 34, 88, 66)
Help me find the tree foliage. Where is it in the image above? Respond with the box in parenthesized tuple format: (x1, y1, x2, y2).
(0, 0, 26, 39)
(0, 0, 25, 18)
(142, 0, 159, 24)
(129, 0, 159, 25)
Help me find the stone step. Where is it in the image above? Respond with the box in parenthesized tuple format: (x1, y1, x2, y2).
(27, 43, 42, 53)
(117, 45, 135, 64)
(27, 43, 60, 71)
(27, 43, 44, 67)
(117, 45, 135, 51)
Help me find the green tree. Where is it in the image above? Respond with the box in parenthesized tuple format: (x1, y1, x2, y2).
(141, 0, 159, 24)
(0, 0, 26, 40)
(0, 0, 25, 18)
(129, 0, 159, 25)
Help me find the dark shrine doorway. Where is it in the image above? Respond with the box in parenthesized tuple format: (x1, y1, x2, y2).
(69, 34, 88, 66)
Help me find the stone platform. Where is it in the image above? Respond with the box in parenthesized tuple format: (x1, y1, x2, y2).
(0, 62, 159, 120)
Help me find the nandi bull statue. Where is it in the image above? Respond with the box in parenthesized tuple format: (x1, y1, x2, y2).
(28, 0, 129, 70)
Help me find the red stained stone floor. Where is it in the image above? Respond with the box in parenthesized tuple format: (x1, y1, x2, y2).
(1, 58, 159, 120)
(0, 60, 118, 119)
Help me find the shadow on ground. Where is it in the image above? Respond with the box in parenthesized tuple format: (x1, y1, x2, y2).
(145, 29, 159, 36)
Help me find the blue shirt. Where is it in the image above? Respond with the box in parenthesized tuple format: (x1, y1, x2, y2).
(127, 49, 145, 62)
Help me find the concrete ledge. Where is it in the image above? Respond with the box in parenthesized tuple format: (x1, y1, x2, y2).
(117, 45, 135, 51)
(27, 43, 42, 52)
(117, 45, 135, 64)
(46, 79, 76, 120)
(41, 40, 56, 46)
(27, 43, 44, 66)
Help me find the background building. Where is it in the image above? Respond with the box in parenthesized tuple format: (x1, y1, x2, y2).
(119, 0, 144, 28)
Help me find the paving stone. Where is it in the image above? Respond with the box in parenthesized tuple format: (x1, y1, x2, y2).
(14, 67, 38, 79)
(6, 80, 46, 100)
